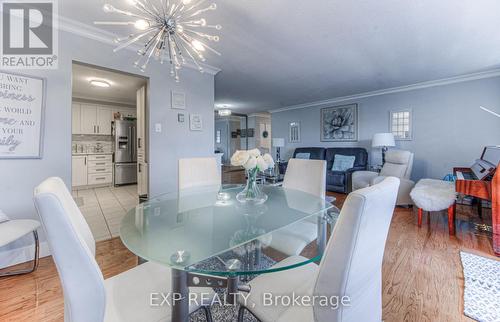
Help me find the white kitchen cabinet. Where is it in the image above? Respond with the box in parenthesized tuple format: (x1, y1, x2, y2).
(72, 156, 88, 187)
(75, 103, 113, 135)
(88, 173, 113, 185)
(72, 103, 82, 134)
(96, 106, 112, 135)
(72, 154, 113, 188)
(80, 104, 98, 134)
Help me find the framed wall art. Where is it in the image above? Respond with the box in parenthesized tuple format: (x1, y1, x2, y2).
(0, 71, 46, 158)
(320, 103, 358, 142)
(189, 113, 203, 131)
(289, 121, 301, 143)
(171, 91, 186, 109)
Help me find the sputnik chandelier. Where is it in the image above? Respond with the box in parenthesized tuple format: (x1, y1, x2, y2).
(95, 0, 221, 82)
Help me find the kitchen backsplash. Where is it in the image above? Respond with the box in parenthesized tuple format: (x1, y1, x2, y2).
(72, 135, 113, 154)
(72, 134, 112, 142)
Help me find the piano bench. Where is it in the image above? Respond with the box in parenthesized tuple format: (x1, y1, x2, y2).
(410, 179, 457, 235)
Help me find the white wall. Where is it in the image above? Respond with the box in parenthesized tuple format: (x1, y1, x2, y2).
(271, 76, 500, 181)
(0, 30, 215, 267)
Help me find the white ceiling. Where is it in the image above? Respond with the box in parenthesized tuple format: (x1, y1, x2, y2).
(72, 63, 147, 104)
(62, 0, 500, 113)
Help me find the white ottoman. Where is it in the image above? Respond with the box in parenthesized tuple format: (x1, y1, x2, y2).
(410, 179, 457, 234)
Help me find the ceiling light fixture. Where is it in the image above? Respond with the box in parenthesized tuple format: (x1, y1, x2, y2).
(95, 0, 222, 82)
(89, 80, 111, 88)
(218, 108, 231, 116)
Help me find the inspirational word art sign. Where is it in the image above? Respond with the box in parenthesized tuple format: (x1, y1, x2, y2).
(0, 71, 45, 158)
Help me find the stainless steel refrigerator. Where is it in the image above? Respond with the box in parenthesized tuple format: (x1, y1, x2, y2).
(113, 120, 137, 185)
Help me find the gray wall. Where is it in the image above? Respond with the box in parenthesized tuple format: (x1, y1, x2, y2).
(271, 76, 500, 181)
(0, 30, 214, 265)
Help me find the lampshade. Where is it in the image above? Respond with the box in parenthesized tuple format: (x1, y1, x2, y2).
(272, 138, 285, 148)
(372, 133, 395, 148)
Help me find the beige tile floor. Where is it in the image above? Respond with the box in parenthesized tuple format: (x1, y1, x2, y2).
(72, 185, 139, 241)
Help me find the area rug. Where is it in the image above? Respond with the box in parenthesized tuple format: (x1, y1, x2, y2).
(189, 247, 276, 322)
(460, 251, 500, 322)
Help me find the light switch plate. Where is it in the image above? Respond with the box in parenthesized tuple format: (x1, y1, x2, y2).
(155, 123, 162, 133)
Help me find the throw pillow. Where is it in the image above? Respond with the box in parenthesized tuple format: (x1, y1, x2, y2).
(332, 154, 356, 171)
(380, 162, 407, 178)
(295, 152, 311, 159)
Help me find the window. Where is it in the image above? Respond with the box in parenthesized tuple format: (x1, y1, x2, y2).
(216, 130, 221, 143)
(390, 110, 412, 140)
(289, 122, 300, 143)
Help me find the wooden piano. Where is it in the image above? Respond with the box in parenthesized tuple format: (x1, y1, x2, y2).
(454, 146, 500, 256)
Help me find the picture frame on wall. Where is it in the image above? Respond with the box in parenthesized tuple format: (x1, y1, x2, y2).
(189, 114, 203, 131)
(171, 91, 186, 109)
(289, 121, 301, 143)
(0, 71, 46, 159)
(320, 103, 358, 142)
(177, 113, 185, 123)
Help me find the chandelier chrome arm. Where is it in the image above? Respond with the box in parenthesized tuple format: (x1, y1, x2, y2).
(96, 0, 221, 82)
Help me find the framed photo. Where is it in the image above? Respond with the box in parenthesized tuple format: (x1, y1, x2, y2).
(289, 121, 300, 143)
(0, 71, 46, 158)
(171, 91, 186, 109)
(320, 103, 358, 142)
(189, 114, 203, 131)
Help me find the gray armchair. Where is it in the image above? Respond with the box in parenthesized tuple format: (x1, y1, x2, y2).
(352, 149, 415, 206)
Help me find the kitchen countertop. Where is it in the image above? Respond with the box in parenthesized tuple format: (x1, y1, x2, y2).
(72, 152, 113, 156)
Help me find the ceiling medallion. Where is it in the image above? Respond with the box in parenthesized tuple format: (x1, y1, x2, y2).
(95, 0, 221, 82)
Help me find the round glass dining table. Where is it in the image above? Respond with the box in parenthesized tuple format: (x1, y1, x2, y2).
(120, 184, 339, 322)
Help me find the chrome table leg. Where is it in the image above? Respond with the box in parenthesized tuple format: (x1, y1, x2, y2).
(172, 268, 189, 322)
(317, 214, 327, 255)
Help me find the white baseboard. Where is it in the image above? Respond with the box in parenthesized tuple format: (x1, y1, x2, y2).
(0, 241, 51, 269)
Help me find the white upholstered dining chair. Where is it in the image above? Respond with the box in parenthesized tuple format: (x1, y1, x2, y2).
(269, 158, 327, 256)
(33, 177, 213, 322)
(352, 149, 414, 206)
(238, 177, 400, 322)
(178, 157, 221, 191)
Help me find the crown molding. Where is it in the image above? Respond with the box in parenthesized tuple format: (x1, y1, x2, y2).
(269, 68, 500, 113)
(58, 15, 221, 76)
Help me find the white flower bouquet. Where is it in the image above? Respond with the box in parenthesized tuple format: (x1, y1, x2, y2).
(230, 149, 274, 204)
(230, 149, 275, 171)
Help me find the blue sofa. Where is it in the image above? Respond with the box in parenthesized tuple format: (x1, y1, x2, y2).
(290, 147, 368, 193)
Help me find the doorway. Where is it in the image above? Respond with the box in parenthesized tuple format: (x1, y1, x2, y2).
(70, 61, 149, 241)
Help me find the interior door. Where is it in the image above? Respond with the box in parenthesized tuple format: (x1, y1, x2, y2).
(80, 104, 97, 134)
(136, 86, 146, 157)
(138, 162, 148, 196)
(136, 86, 148, 197)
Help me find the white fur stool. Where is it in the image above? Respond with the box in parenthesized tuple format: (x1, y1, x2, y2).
(410, 179, 457, 234)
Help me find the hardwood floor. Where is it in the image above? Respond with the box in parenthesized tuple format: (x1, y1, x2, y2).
(0, 193, 495, 322)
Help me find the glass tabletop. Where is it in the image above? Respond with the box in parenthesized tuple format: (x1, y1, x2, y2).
(120, 185, 338, 276)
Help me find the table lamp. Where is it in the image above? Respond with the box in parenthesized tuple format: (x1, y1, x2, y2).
(272, 138, 285, 162)
(372, 133, 395, 164)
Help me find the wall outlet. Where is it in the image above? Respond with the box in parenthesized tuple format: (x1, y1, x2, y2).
(155, 123, 162, 133)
